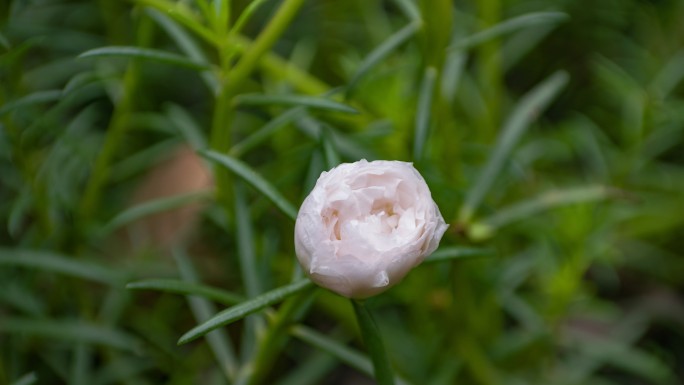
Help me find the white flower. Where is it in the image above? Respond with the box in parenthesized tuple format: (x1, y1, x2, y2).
(294, 159, 448, 298)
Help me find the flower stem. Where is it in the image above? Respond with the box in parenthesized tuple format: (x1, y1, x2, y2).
(352, 300, 396, 385)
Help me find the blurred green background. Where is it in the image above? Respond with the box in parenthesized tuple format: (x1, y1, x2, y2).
(1, 0, 684, 384)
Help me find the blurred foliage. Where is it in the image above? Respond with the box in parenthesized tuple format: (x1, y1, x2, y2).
(1, 0, 684, 384)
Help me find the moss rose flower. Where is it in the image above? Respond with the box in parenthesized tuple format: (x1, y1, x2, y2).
(294, 160, 448, 298)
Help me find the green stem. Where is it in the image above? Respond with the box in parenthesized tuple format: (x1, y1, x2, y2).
(352, 300, 395, 385)
(222, 0, 307, 98)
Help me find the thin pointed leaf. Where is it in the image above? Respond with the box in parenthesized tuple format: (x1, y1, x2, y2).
(291, 325, 372, 376)
(146, 9, 219, 92)
(79, 46, 212, 70)
(276, 352, 337, 385)
(178, 279, 314, 345)
(231, 0, 271, 36)
(458, 71, 569, 223)
(10, 372, 37, 385)
(0, 90, 62, 117)
(292, 325, 415, 385)
(352, 300, 395, 385)
(70, 343, 91, 385)
(651, 50, 684, 99)
(233, 182, 266, 363)
(172, 248, 238, 380)
(234, 183, 262, 297)
(0, 318, 141, 353)
(0, 249, 125, 285)
(449, 12, 568, 51)
(391, 0, 421, 22)
(348, 21, 421, 93)
(164, 103, 208, 150)
(0, 283, 46, 316)
(201, 150, 298, 220)
(414, 67, 437, 161)
(109, 138, 181, 183)
(126, 279, 244, 305)
(234, 94, 358, 114)
(0, 32, 10, 50)
(101, 190, 212, 235)
(502, 23, 559, 71)
(441, 51, 467, 102)
(424, 247, 495, 263)
(229, 107, 306, 157)
(135, 0, 218, 44)
(91, 357, 154, 385)
(322, 125, 341, 169)
(481, 185, 613, 230)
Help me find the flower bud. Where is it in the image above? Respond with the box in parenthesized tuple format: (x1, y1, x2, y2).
(294, 160, 448, 298)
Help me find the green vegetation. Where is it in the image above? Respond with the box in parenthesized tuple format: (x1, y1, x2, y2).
(2, 0, 684, 384)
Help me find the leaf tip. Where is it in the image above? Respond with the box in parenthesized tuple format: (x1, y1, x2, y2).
(177, 332, 193, 346)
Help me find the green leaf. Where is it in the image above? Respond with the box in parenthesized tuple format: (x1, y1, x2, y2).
(229, 107, 306, 157)
(321, 124, 341, 169)
(0, 282, 46, 316)
(0, 317, 141, 352)
(391, 0, 421, 21)
(10, 372, 37, 385)
(0, 32, 10, 50)
(291, 326, 413, 385)
(440, 50, 466, 103)
(70, 343, 91, 385)
(126, 279, 244, 305)
(139, 0, 217, 43)
(90, 357, 154, 385)
(79, 46, 212, 70)
(449, 12, 568, 51)
(234, 93, 358, 114)
(233, 182, 266, 361)
(109, 138, 181, 183)
(458, 71, 569, 224)
(571, 334, 674, 384)
(424, 247, 495, 263)
(479, 185, 614, 233)
(101, 190, 213, 236)
(0, 90, 62, 117)
(352, 300, 395, 385)
(230, 0, 271, 37)
(172, 248, 238, 380)
(348, 21, 421, 94)
(275, 350, 338, 385)
(164, 103, 208, 150)
(0, 249, 126, 285)
(651, 50, 684, 99)
(291, 325, 372, 376)
(414, 67, 437, 161)
(146, 9, 219, 92)
(178, 279, 314, 345)
(234, 183, 262, 298)
(201, 150, 298, 220)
